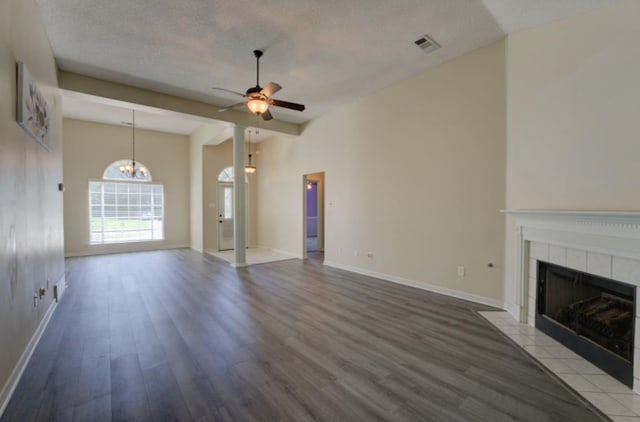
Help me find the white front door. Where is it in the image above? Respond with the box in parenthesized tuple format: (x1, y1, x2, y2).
(218, 182, 234, 250)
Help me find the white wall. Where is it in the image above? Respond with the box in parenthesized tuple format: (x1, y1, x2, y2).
(63, 118, 190, 256)
(0, 0, 64, 410)
(256, 41, 507, 303)
(504, 0, 640, 307)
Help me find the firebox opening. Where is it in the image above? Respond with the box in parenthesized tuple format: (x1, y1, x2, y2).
(537, 261, 635, 387)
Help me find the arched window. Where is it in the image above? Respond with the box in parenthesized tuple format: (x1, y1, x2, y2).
(103, 159, 152, 182)
(89, 160, 164, 244)
(218, 166, 249, 182)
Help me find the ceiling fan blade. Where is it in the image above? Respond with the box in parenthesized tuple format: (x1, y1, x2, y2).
(260, 82, 282, 98)
(261, 110, 273, 121)
(271, 99, 305, 112)
(219, 102, 246, 112)
(212, 87, 246, 98)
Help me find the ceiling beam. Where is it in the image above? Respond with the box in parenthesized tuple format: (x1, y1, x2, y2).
(58, 71, 301, 136)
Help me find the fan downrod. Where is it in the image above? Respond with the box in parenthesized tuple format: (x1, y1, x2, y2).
(252, 49, 264, 89)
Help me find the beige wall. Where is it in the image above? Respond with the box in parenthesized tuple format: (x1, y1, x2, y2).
(202, 139, 257, 250)
(0, 0, 64, 408)
(189, 125, 208, 252)
(256, 41, 507, 303)
(63, 118, 190, 256)
(189, 124, 234, 252)
(504, 0, 640, 305)
(3, 2, 632, 407)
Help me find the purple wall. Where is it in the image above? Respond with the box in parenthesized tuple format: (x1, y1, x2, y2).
(306, 182, 318, 237)
(306, 182, 317, 217)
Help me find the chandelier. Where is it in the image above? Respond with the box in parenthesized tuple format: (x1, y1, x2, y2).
(120, 110, 147, 179)
(245, 128, 257, 174)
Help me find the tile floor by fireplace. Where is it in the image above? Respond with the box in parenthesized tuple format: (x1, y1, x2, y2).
(480, 311, 640, 421)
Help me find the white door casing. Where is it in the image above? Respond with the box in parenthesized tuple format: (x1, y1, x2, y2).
(218, 182, 234, 250)
(217, 180, 250, 251)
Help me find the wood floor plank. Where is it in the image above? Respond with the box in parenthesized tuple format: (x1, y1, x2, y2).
(142, 362, 192, 421)
(109, 353, 153, 422)
(72, 394, 111, 422)
(1, 249, 610, 421)
(177, 376, 221, 421)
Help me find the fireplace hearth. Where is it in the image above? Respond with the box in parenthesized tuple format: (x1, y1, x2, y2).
(537, 261, 636, 387)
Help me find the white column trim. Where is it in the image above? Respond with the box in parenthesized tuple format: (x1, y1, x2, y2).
(233, 125, 247, 267)
(514, 224, 528, 323)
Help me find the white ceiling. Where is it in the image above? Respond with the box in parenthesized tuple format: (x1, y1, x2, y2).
(36, 0, 620, 132)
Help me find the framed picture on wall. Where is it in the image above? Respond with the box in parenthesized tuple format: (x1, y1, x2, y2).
(16, 62, 51, 150)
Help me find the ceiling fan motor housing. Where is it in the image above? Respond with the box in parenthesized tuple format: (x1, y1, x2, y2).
(215, 49, 305, 120)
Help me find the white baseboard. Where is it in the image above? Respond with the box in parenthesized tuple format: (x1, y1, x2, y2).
(0, 274, 65, 417)
(323, 260, 504, 309)
(503, 302, 521, 320)
(265, 247, 301, 260)
(65, 243, 190, 258)
(253, 245, 302, 260)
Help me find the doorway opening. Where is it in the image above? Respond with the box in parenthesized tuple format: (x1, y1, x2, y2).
(303, 172, 325, 259)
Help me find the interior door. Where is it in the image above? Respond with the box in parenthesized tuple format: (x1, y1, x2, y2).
(218, 182, 234, 250)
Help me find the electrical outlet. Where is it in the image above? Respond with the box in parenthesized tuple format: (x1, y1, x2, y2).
(366, 252, 373, 258)
(457, 266, 465, 277)
(354, 250, 359, 257)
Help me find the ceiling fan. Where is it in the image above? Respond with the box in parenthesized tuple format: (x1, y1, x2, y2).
(213, 50, 305, 121)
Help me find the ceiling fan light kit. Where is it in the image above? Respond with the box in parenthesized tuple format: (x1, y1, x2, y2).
(247, 98, 269, 115)
(214, 50, 305, 121)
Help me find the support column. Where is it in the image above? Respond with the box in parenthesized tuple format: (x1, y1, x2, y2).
(233, 125, 247, 267)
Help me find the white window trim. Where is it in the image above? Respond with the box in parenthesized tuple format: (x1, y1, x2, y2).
(88, 178, 165, 245)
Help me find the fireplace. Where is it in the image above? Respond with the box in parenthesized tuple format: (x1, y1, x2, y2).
(536, 261, 636, 387)
(503, 210, 640, 391)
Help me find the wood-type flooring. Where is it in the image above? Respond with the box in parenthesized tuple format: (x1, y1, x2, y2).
(1, 249, 608, 421)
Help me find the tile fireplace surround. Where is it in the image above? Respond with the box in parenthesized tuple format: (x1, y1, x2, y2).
(495, 210, 640, 420)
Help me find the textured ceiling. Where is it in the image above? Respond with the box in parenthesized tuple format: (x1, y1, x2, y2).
(36, 0, 620, 129)
(481, 0, 621, 33)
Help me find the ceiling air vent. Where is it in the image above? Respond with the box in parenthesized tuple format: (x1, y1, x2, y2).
(414, 34, 440, 54)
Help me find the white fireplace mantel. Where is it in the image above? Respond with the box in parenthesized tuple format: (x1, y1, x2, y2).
(503, 209, 640, 391)
(503, 210, 640, 319)
(504, 210, 640, 243)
